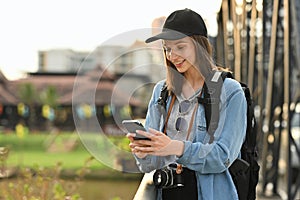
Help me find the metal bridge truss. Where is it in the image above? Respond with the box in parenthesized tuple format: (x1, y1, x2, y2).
(215, 0, 300, 199)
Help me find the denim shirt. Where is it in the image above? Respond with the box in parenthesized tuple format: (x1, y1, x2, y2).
(135, 78, 247, 200)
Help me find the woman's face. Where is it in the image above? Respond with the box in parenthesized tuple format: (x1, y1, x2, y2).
(163, 36, 196, 74)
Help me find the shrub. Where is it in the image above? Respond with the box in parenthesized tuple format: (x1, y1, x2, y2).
(0, 148, 94, 200)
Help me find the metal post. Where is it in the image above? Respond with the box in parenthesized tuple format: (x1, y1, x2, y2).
(256, 0, 264, 156)
(248, 0, 257, 92)
(261, 0, 280, 193)
(281, 0, 290, 198)
(240, 0, 248, 83)
(290, 6, 300, 194)
(231, 0, 242, 81)
(221, 0, 230, 68)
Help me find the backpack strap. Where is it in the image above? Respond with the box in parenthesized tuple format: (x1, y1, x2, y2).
(157, 81, 168, 111)
(157, 81, 171, 133)
(197, 71, 232, 143)
(241, 83, 257, 154)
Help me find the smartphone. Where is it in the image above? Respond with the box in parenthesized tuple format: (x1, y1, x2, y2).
(122, 120, 150, 140)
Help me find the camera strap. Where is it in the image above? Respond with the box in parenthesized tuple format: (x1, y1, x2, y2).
(163, 94, 176, 135)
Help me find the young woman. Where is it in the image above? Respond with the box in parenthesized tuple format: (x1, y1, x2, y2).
(127, 8, 247, 200)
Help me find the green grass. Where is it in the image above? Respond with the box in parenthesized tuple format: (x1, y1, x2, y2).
(0, 132, 131, 171)
(0, 131, 142, 199)
(5, 150, 100, 170)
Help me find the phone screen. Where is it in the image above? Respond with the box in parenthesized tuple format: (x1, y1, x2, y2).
(122, 120, 150, 140)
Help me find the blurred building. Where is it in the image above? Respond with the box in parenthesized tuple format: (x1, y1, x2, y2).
(38, 49, 96, 73)
(0, 67, 149, 133)
(38, 40, 165, 83)
(0, 37, 169, 132)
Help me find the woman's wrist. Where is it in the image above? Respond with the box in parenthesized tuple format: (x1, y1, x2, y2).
(170, 140, 184, 157)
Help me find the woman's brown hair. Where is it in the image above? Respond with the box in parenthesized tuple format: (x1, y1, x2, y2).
(164, 35, 216, 95)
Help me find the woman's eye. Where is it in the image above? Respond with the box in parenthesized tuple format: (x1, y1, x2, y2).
(177, 46, 185, 50)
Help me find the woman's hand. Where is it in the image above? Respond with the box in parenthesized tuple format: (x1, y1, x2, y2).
(127, 128, 184, 158)
(126, 132, 149, 158)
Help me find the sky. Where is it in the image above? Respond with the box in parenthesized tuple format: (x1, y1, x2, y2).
(0, 0, 222, 80)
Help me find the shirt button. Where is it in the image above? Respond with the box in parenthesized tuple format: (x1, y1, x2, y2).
(224, 159, 230, 167)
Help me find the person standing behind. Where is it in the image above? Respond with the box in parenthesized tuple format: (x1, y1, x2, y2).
(127, 8, 247, 200)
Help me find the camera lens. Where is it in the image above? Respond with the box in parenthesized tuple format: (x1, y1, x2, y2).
(153, 169, 173, 188)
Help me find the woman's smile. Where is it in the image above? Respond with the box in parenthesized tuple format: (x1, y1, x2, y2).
(173, 59, 185, 68)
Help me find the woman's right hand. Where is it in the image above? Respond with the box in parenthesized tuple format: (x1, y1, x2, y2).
(126, 133, 148, 158)
(126, 128, 184, 158)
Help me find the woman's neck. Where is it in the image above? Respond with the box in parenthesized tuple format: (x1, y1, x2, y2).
(182, 69, 204, 98)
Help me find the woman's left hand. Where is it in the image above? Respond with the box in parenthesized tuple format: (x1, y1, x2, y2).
(131, 128, 184, 157)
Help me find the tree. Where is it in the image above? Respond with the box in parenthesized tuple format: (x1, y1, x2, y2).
(17, 83, 39, 130)
(40, 85, 59, 130)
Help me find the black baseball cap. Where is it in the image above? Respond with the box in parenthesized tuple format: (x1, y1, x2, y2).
(145, 8, 208, 43)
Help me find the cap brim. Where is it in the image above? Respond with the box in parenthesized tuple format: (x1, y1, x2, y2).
(145, 30, 188, 43)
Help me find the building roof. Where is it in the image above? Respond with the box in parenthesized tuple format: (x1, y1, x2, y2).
(0, 67, 142, 106)
(0, 71, 18, 104)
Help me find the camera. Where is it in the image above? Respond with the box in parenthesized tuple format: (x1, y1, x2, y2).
(153, 164, 184, 189)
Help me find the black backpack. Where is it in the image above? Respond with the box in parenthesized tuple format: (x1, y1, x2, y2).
(158, 71, 260, 200)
